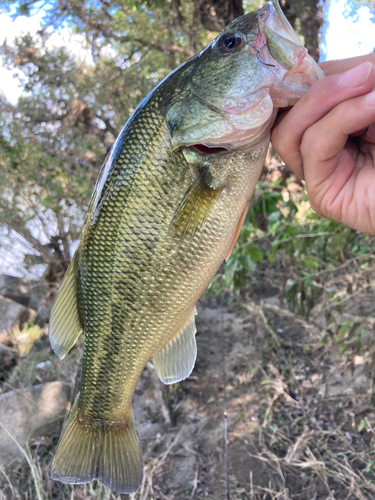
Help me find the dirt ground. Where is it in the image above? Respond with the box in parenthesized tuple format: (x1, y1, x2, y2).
(130, 290, 375, 500)
(2, 276, 375, 500)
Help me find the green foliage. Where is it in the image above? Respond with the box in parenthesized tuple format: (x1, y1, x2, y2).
(211, 176, 373, 317)
(209, 169, 375, 365)
(1, 0, 373, 290)
(0, 0, 215, 276)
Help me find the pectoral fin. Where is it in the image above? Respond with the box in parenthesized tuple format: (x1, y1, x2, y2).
(169, 167, 222, 238)
(152, 308, 197, 385)
(49, 253, 83, 360)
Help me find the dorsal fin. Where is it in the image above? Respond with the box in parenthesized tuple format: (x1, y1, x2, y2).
(152, 308, 197, 384)
(49, 253, 83, 360)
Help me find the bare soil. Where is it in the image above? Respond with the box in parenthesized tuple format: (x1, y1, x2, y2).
(2, 279, 375, 500)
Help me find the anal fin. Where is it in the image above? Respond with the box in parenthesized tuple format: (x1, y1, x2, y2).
(152, 308, 197, 385)
(49, 253, 83, 360)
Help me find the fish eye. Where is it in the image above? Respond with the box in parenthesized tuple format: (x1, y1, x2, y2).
(218, 33, 243, 54)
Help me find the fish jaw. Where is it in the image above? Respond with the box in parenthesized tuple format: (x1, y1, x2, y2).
(254, 4, 325, 107)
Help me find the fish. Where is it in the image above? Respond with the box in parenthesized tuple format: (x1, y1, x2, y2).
(49, 0, 324, 494)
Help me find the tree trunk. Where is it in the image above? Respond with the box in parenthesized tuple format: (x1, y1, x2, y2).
(199, 0, 245, 31)
(280, 0, 322, 62)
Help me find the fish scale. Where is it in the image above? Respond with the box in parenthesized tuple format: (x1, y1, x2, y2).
(49, 0, 324, 493)
(78, 101, 182, 419)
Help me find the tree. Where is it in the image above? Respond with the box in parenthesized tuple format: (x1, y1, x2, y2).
(279, 0, 323, 61)
(0, 1, 214, 287)
(0, 0, 371, 288)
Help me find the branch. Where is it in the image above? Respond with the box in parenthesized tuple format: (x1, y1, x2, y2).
(33, 111, 68, 124)
(3, 217, 52, 263)
(103, 118, 119, 139)
(89, 20, 195, 58)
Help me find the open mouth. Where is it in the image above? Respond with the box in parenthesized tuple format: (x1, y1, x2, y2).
(189, 144, 229, 155)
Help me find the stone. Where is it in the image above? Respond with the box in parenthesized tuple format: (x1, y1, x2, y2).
(0, 344, 19, 371)
(0, 331, 15, 348)
(0, 381, 72, 465)
(0, 275, 40, 311)
(0, 295, 38, 335)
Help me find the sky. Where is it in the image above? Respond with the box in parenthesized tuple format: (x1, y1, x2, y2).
(0, 9, 91, 104)
(0, 0, 374, 277)
(321, 0, 375, 61)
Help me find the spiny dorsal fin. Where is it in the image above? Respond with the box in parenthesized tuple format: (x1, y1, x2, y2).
(49, 254, 82, 360)
(152, 308, 197, 385)
(169, 167, 222, 239)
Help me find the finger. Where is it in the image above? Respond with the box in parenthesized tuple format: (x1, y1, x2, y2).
(359, 122, 375, 156)
(349, 127, 368, 138)
(301, 90, 375, 187)
(362, 122, 375, 143)
(271, 62, 375, 179)
(359, 137, 375, 157)
(319, 53, 375, 76)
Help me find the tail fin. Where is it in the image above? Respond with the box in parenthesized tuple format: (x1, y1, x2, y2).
(51, 394, 143, 494)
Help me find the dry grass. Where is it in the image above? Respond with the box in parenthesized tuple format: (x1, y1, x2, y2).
(1, 254, 375, 499)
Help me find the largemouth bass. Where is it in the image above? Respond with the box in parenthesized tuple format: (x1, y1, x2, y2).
(50, 0, 324, 493)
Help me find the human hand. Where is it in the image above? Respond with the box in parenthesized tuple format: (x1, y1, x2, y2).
(271, 57, 375, 236)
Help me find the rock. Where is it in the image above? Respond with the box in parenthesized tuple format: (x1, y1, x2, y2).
(0, 381, 72, 465)
(0, 331, 15, 348)
(0, 344, 19, 371)
(0, 274, 47, 314)
(0, 296, 38, 335)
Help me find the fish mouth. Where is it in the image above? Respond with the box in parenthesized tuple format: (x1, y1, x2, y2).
(254, 1, 324, 106)
(194, 1, 324, 153)
(188, 144, 229, 155)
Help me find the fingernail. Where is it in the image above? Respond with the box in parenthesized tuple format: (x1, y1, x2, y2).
(340, 61, 372, 88)
(366, 90, 375, 106)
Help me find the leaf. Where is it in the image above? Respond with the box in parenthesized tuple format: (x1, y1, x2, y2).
(336, 322, 350, 343)
(268, 244, 278, 262)
(321, 330, 328, 344)
(358, 419, 367, 432)
(245, 244, 264, 262)
(365, 461, 375, 473)
(303, 257, 318, 270)
(338, 345, 349, 355)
